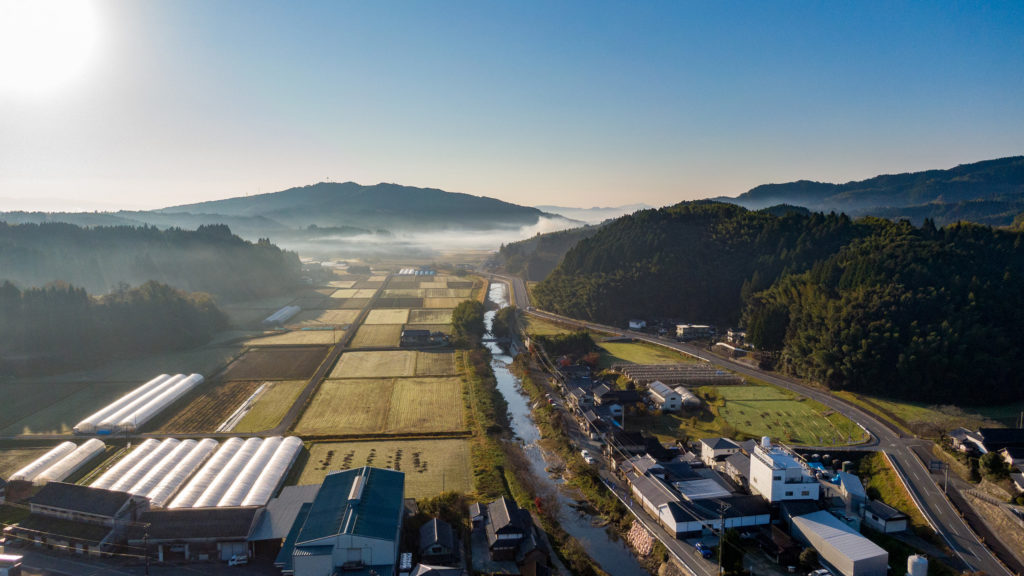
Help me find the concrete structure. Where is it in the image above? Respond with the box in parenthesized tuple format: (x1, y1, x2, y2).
(280, 467, 404, 576)
(700, 437, 741, 466)
(676, 324, 713, 341)
(647, 381, 682, 412)
(835, 472, 867, 511)
(862, 500, 908, 533)
(790, 510, 888, 576)
(726, 329, 747, 346)
(724, 452, 751, 487)
(749, 438, 819, 503)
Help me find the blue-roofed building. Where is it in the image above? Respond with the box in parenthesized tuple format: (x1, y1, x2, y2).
(279, 467, 404, 576)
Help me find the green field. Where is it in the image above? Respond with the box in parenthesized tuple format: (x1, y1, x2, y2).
(835, 391, 1009, 437)
(331, 351, 418, 378)
(294, 439, 472, 498)
(714, 385, 867, 446)
(596, 340, 695, 368)
(522, 315, 576, 336)
(232, 380, 307, 433)
(350, 324, 402, 348)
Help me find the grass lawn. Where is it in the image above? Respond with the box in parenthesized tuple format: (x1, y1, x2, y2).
(365, 308, 410, 324)
(232, 380, 307, 433)
(350, 324, 402, 348)
(295, 379, 394, 435)
(858, 452, 929, 531)
(293, 439, 471, 498)
(522, 315, 576, 336)
(835, 392, 1006, 437)
(331, 351, 418, 378)
(596, 340, 695, 369)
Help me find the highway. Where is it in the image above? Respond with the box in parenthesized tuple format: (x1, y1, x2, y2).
(491, 272, 1011, 576)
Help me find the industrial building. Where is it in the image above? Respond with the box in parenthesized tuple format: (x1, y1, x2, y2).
(748, 438, 820, 503)
(790, 510, 888, 576)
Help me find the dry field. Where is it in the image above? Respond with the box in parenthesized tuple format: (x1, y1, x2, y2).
(424, 288, 472, 298)
(221, 346, 328, 380)
(330, 288, 360, 298)
(364, 309, 410, 324)
(447, 280, 474, 290)
(331, 351, 417, 378)
(294, 439, 471, 498)
(295, 379, 394, 435)
(328, 280, 357, 288)
(350, 325, 402, 348)
(153, 380, 262, 433)
(423, 297, 467, 308)
(244, 330, 343, 346)
(408, 309, 453, 324)
(231, 380, 307, 433)
(414, 351, 456, 376)
(419, 281, 447, 289)
(290, 309, 360, 327)
(0, 447, 53, 477)
(338, 298, 372, 309)
(385, 378, 463, 433)
(375, 297, 424, 308)
(382, 289, 425, 298)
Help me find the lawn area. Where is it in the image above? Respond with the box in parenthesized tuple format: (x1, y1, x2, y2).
(232, 380, 307, 433)
(596, 340, 695, 369)
(858, 452, 929, 531)
(294, 439, 471, 498)
(385, 378, 464, 433)
(522, 315, 576, 336)
(295, 379, 394, 435)
(834, 392, 1006, 437)
(331, 351, 418, 378)
(408, 309, 454, 324)
(350, 324, 402, 348)
(365, 308, 410, 324)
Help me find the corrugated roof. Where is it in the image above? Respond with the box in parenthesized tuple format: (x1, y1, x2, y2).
(275, 502, 312, 571)
(249, 484, 320, 541)
(129, 507, 260, 541)
(836, 472, 866, 499)
(296, 467, 404, 544)
(865, 500, 907, 521)
(701, 437, 740, 451)
(792, 510, 886, 562)
(293, 545, 334, 556)
(30, 482, 131, 518)
(648, 381, 678, 399)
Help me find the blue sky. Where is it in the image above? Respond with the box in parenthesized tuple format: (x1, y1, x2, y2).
(1, 0, 1022, 210)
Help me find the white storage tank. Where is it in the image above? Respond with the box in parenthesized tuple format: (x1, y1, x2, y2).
(907, 555, 927, 576)
(90, 438, 160, 490)
(147, 438, 218, 508)
(34, 439, 106, 485)
(73, 374, 172, 434)
(241, 436, 303, 507)
(10, 442, 77, 483)
(168, 438, 244, 508)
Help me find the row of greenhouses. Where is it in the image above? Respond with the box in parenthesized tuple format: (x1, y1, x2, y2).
(10, 439, 106, 485)
(73, 373, 205, 435)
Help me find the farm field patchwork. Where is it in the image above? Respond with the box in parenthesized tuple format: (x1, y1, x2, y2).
(294, 439, 471, 498)
(408, 309, 453, 324)
(221, 346, 328, 380)
(713, 385, 867, 446)
(406, 323, 452, 335)
(331, 351, 417, 378)
(290, 309, 360, 327)
(375, 298, 424, 308)
(423, 297, 467, 309)
(382, 289, 425, 298)
(232, 380, 307, 433)
(384, 378, 463, 433)
(418, 281, 448, 289)
(338, 298, 371, 309)
(295, 379, 394, 435)
(364, 309, 410, 324)
(328, 280, 357, 288)
(292, 297, 329, 309)
(152, 380, 262, 433)
(350, 325, 402, 348)
(330, 288, 360, 298)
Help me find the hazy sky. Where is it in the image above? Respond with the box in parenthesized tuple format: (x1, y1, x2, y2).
(2, 1, 1023, 211)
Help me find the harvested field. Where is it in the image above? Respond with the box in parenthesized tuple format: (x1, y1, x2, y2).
(329, 280, 357, 288)
(0, 447, 51, 477)
(369, 275, 388, 282)
(351, 325, 402, 348)
(354, 280, 384, 289)
(419, 281, 448, 289)
(365, 309, 410, 324)
(424, 288, 472, 298)
(292, 297, 329, 308)
(385, 378, 463, 433)
(423, 297, 467, 308)
(382, 289, 425, 298)
(244, 330, 342, 346)
(221, 346, 328, 380)
(290, 309, 360, 326)
(339, 298, 371, 309)
(447, 281, 474, 290)
(405, 323, 452, 335)
(330, 288, 360, 298)
(386, 277, 421, 287)
(153, 380, 261, 433)
(408, 309, 453, 324)
(415, 351, 457, 376)
(375, 298, 423, 308)
(295, 379, 394, 435)
(295, 439, 471, 498)
(331, 351, 417, 378)
(353, 289, 379, 298)
(232, 380, 306, 433)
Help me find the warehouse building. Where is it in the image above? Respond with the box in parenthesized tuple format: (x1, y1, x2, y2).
(790, 511, 888, 576)
(126, 507, 261, 562)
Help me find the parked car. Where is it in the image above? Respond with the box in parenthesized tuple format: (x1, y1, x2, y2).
(228, 554, 249, 566)
(580, 449, 596, 464)
(695, 542, 713, 559)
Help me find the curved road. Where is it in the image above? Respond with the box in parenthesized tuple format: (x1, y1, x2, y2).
(492, 273, 1010, 576)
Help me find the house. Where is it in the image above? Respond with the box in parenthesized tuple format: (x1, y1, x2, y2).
(700, 437, 741, 466)
(419, 518, 457, 566)
(628, 320, 647, 330)
(948, 427, 982, 452)
(726, 329, 747, 346)
(607, 429, 648, 456)
(565, 387, 594, 414)
(618, 454, 665, 478)
(647, 381, 682, 412)
(484, 497, 528, 561)
(790, 510, 888, 576)
(862, 500, 908, 534)
(592, 384, 640, 412)
(469, 503, 486, 530)
(401, 329, 432, 347)
(126, 507, 261, 562)
(1001, 446, 1024, 467)
(676, 324, 713, 341)
(724, 452, 751, 487)
(278, 467, 404, 576)
(748, 438, 819, 503)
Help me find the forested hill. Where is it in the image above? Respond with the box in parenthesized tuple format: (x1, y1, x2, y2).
(726, 156, 1024, 226)
(534, 202, 1024, 403)
(0, 222, 301, 301)
(157, 181, 563, 230)
(497, 225, 604, 281)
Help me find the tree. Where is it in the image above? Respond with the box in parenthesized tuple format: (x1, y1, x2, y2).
(980, 452, 1009, 480)
(799, 547, 819, 569)
(452, 300, 485, 345)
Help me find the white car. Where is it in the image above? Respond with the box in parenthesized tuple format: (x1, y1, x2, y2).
(580, 449, 596, 464)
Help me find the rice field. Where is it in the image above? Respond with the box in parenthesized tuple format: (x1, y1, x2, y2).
(289, 309, 360, 326)
(0, 447, 51, 477)
(350, 325, 402, 348)
(375, 298, 424, 308)
(294, 439, 471, 498)
(329, 280, 357, 288)
(382, 289, 426, 298)
(295, 379, 394, 435)
(244, 330, 343, 346)
(408, 309, 453, 324)
(423, 297, 467, 309)
(424, 288, 472, 298)
(221, 346, 328, 381)
(419, 281, 448, 289)
(414, 351, 456, 376)
(231, 380, 307, 433)
(338, 298, 371, 309)
(385, 378, 463, 433)
(331, 351, 418, 378)
(364, 309, 410, 325)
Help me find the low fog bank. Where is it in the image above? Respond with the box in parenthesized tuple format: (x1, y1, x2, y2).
(271, 216, 580, 258)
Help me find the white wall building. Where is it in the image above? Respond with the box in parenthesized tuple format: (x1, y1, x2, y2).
(648, 381, 682, 412)
(749, 438, 820, 503)
(791, 510, 888, 576)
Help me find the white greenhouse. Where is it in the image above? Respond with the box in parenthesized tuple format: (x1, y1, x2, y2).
(168, 438, 245, 509)
(96, 374, 187, 433)
(108, 439, 181, 493)
(90, 438, 160, 490)
(73, 374, 172, 434)
(10, 442, 78, 483)
(117, 373, 204, 433)
(216, 436, 282, 507)
(127, 439, 197, 496)
(147, 438, 218, 508)
(191, 437, 263, 508)
(33, 439, 106, 485)
(241, 436, 303, 506)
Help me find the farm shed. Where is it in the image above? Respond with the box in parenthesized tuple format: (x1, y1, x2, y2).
(647, 380, 681, 412)
(862, 500, 908, 534)
(127, 507, 262, 562)
(672, 386, 702, 409)
(790, 510, 888, 576)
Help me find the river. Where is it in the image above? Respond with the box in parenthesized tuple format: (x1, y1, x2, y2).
(484, 281, 648, 576)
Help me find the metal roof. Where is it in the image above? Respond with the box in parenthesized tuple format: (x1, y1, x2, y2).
(792, 510, 887, 562)
(30, 482, 132, 518)
(248, 484, 321, 541)
(296, 467, 404, 544)
(275, 502, 312, 571)
(836, 472, 866, 499)
(701, 437, 740, 451)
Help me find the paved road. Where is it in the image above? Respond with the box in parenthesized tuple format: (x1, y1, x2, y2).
(492, 273, 1011, 576)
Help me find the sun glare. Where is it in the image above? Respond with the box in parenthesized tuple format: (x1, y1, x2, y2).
(0, 0, 99, 96)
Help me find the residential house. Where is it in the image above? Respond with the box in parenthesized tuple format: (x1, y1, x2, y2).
(726, 329, 747, 346)
(862, 500, 907, 534)
(700, 437, 741, 466)
(647, 381, 682, 412)
(484, 497, 528, 561)
(419, 518, 457, 566)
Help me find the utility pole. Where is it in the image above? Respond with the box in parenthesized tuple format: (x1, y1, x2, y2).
(717, 501, 731, 575)
(144, 527, 150, 576)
